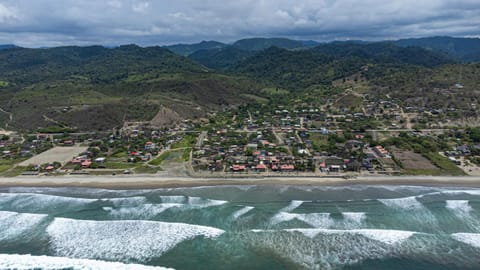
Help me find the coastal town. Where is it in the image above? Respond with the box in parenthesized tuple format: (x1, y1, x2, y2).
(1, 98, 479, 178)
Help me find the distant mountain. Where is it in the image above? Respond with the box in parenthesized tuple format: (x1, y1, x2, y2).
(394, 36, 480, 62)
(313, 42, 455, 68)
(232, 38, 306, 51)
(230, 42, 456, 90)
(299, 40, 321, 47)
(0, 44, 207, 85)
(231, 46, 363, 90)
(189, 46, 255, 70)
(0, 45, 262, 130)
(164, 41, 227, 56)
(0, 44, 18, 50)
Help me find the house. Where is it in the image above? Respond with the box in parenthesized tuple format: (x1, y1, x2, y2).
(81, 160, 92, 168)
(247, 143, 258, 150)
(231, 164, 246, 172)
(373, 146, 389, 157)
(95, 157, 106, 163)
(256, 163, 267, 172)
(325, 157, 345, 172)
(280, 164, 295, 172)
(455, 145, 471, 156)
(63, 140, 74, 146)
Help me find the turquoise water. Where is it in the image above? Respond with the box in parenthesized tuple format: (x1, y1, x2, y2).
(1, 185, 480, 269)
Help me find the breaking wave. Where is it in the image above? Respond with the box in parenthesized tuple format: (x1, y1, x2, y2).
(0, 211, 48, 242)
(231, 206, 254, 220)
(46, 218, 224, 262)
(0, 254, 174, 270)
(451, 233, 480, 249)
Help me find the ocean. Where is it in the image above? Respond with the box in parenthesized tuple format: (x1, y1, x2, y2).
(0, 184, 479, 270)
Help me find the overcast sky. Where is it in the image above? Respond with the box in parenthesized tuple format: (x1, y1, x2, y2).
(0, 0, 479, 47)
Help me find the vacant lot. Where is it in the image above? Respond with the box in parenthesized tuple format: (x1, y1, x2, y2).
(20, 146, 88, 166)
(392, 149, 437, 170)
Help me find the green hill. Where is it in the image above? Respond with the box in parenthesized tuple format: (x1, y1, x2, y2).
(189, 46, 255, 70)
(229, 43, 455, 90)
(0, 45, 261, 131)
(313, 42, 455, 68)
(0, 44, 18, 50)
(232, 38, 306, 51)
(164, 40, 227, 56)
(395, 36, 480, 62)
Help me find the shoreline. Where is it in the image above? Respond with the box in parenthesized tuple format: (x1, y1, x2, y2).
(1, 175, 480, 189)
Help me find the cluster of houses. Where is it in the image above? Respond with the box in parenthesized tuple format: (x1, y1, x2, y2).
(445, 145, 480, 164)
(191, 126, 391, 174)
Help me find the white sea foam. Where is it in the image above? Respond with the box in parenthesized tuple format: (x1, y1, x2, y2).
(187, 197, 227, 208)
(0, 254, 174, 270)
(108, 196, 149, 207)
(0, 211, 48, 241)
(159, 195, 186, 204)
(105, 203, 183, 219)
(285, 228, 415, 244)
(342, 212, 366, 225)
(441, 190, 480, 196)
(279, 200, 304, 212)
(232, 206, 254, 220)
(249, 228, 425, 269)
(271, 212, 334, 228)
(46, 218, 224, 262)
(0, 193, 96, 211)
(451, 233, 480, 249)
(446, 200, 472, 214)
(378, 196, 424, 210)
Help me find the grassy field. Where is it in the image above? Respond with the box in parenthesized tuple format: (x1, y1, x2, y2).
(424, 152, 466, 175)
(261, 87, 290, 95)
(172, 135, 197, 149)
(134, 165, 161, 174)
(403, 152, 466, 176)
(104, 162, 137, 170)
(150, 151, 171, 166)
(0, 164, 12, 174)
(1, 166, 28, 177)
(182, 148, 192, 161)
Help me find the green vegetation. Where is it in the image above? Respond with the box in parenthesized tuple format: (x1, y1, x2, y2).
(384, 133, 466, 175)
(0, 80, 9, 87)
(150, 151, 171, 166)
(423, 152, 466, 175)
(395, 36, 480, 62)
(182, 148, 192, 161)
(37, 126, 76, 133)
(134, 165, 161, 174)
(1, 166, 28, 177)
(104, 162, 137, 170)
(0, 164, 11, 174)
(172, 135, 197, 149)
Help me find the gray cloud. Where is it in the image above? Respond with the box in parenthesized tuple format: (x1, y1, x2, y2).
(0, 0, 479, 47)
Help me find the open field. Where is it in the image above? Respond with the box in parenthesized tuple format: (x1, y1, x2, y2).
(392, 149, 437, 170)
(19, 146, 88, 166)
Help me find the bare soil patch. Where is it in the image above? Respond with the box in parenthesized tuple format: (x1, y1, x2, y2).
(392, 149, 437, 170)
(20, 146, 88, 166)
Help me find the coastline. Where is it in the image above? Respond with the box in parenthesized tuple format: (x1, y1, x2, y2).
(1, 175, 480, 189)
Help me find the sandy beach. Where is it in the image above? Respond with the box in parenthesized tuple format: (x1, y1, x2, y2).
(1, 175, 480, 189)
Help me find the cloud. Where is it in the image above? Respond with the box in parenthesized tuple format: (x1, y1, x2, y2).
(0, 0, 479, 47)
(0, 3, 18, 23)
(132, 1, 150, 13)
